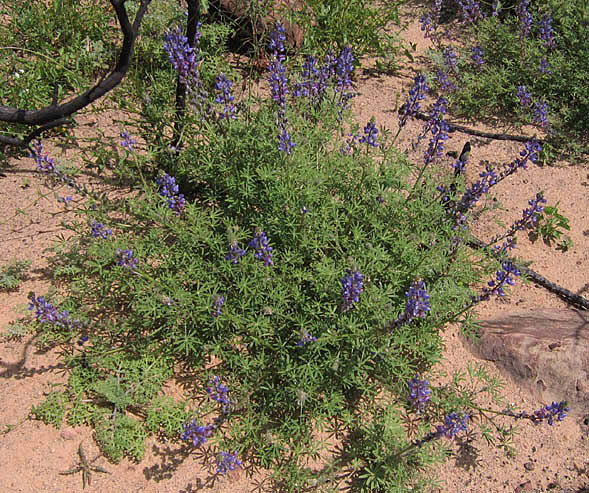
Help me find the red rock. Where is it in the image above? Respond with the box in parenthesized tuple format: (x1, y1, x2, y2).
(461, 309, 589, 415)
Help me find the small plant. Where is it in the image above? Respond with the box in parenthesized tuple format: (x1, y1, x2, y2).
(531, 201, 573, 251)
(0, 259, 31, 292)
(59, 442, 110, 490)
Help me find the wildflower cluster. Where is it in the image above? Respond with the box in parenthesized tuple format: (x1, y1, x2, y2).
(391, 280, 431, 329)
(249, 231, 273, 266)
(212, 295, 225, 317)
(116, 249, 138, 270)
(408, 374, 431, 413)
(225, 241, 246, 264)
(517, 0, 533, 40)
(471, 45, 485, 65)
(293, 53, 333, 105)
(163, 27, 198, 84)
(28, 293, 77, 328)
(90, 221, 112, 239)
(207, 376, 231, 413)
(119, 130, 136, 152)
(398, 74, 429, 129)
(181, 420, 215, 447)
(341, 268, 364, 312)
(216, 451, 241, 475)
(30, 140, 56, 174)
(423, 97, 450, 165)
(297, 329, 317, 346)
(503, 401, 569, 425)
(214, 74, 236, 120)
(410, 412, 471, 449)
(156, 173, 186, 215)
(457, 0, 484, 24)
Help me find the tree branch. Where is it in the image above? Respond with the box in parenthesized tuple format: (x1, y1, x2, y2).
(0, 0, 152, 147)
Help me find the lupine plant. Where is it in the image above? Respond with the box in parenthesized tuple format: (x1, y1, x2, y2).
(11, 9, 576, 493)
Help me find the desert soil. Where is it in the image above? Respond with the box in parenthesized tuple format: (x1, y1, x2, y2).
(0, 5, 588, 492)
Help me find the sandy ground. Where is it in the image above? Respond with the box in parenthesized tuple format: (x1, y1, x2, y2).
(0, 6, 588, 493)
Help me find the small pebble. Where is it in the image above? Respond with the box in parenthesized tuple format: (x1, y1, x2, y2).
(523, 461, 535, 471)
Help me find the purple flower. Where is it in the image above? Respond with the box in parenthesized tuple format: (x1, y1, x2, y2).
(181, 420, 215, 447)
(77, 335, 89, 346)
(517, 0, 533, 40)
(341, 268, 364, 312)
(278, 126, 296, 154)
(120, 130, 136, 151)
(225, 241, 246, 264)
(420, 14, 437, 40)
(503, 401, 569, 425)
(163, 27, 197, 83)
(484, 261, 521, 298)
(28, 293, 76, 328)
(358, 120, 379, 147)
(436, 70, 457, 93)
(30, 141, 56, 174)
(214, 74, 236, 120)
(212, 295, 225, 318)
(436, 412, 470, 438)
(156, 173, 185, 215)
(423, 97, 450, 165)
(538, 15, 555, 49)
(492, 0, 501, 16)
(443, 48, 458, 71)
(116, 249, 138, 270)
(471, 46, 485, 65)
(399, 74, 429, 129)
(533, 101, 549, 128)
(457, 0, 484, 24)
(297, 328, 317, 346)
(517, 85, 532, 106)
(216, 451, 241, 475)
(268, 22, 286, 61)
(249, 231, 273, 266)
(539, 57, 551, 74)
(404, 280, 431, 320)
(408, 374, 431, 413)
(515, 192, 547, 230)
(207, 376, 231, 413)
(91, 221, 113, 239)
(335, 46, 354, 92)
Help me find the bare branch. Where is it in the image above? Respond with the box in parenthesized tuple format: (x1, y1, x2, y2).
(0, 0, 152, 147)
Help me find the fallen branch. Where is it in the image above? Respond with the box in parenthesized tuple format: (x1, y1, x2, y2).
(468, 236, 589, 310)
(0, 0, 152, 148)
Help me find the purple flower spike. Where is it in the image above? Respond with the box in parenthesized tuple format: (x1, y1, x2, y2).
(297, 329, 317, 346)
(457, 0, 484, 24)
(399, 74, 429, 128)
(207, 376, 231, 413)
(517, 0, 533, 40)
(538, 15, 555, 49)
(156, 173, 185, 215)
(471, 46, 485, 65)
(404, 280, 431, 320)
(212, 295, 225, 318)
(359, 120, 379, 147)
(30, 141, 56, 174)
(249, 231, 273, 266)
(436, 412, 470, 438)
(120, 130, 136, 151)
(408, 374, 431, 413)
(91, 221, 113, 239)
(517, 85, 532, 106)
(215, 73, 236, 120)
(341, 268, 364, 312)
(116, 249, 138, 270)
(225, 241, 246, 264)
(216, 451, 241, 475)
(181, 419, 216, 447)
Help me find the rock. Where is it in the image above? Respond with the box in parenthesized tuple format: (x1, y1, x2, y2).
(461, 309, 589, 415)
(524, 461, 535, 471)
(214, 0, 305, 50)
(514, 480, 534, 492)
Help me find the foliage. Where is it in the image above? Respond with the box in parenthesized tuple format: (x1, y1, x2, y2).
(426, 0, 589, 155)
(0, 2, 575, 491)
(531, 202, 572, 251)
(0, 259, 31, 292)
